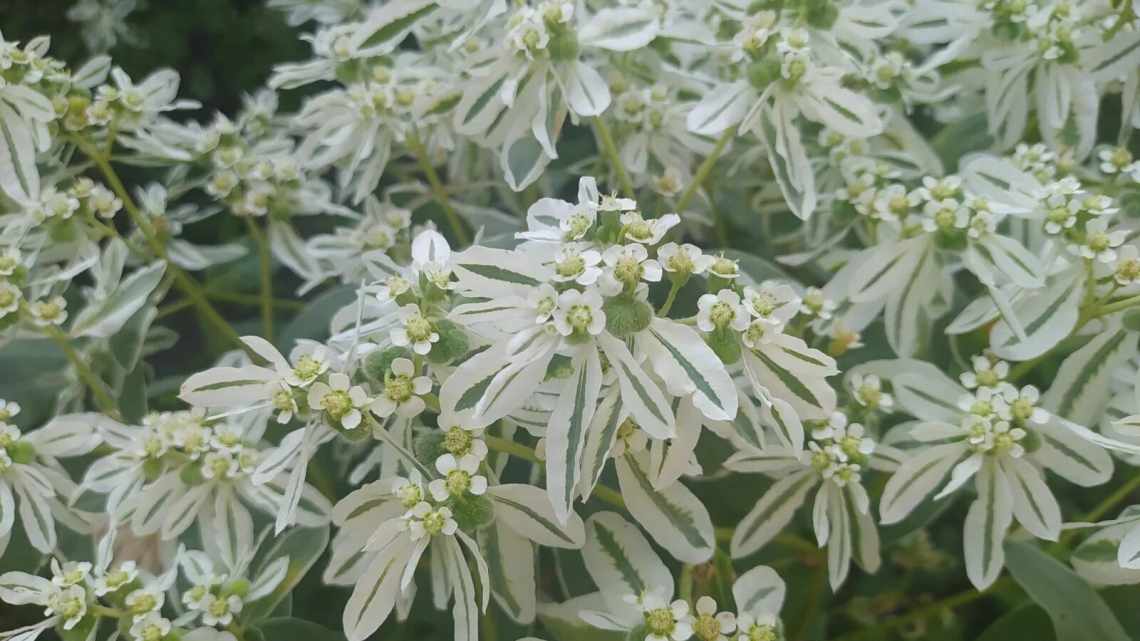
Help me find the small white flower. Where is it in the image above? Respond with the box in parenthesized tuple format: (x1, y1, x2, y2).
(658, 242, 713, 277)
(391, 305, 440, 355)
(129, 612, 172, 641)
(0, 398, 21, 422)
(46, 585, 88, 630)
(552, 245, 603, 285)
(697, 290, 749, 333)
(620, 211, 680, 245)
(627, 589, 693, 641)
(29, 296, 68, 327)
(405, 502, 458, 539)
(1073, 218, 1127, 263)
(428, 453, 488, 500)
(200, 593, 244, 627)
(850, 373, 893, 412)
(691, 596, 736, 641)
(0, 281, 21, 318)
(553, 288, 606, 337)
(370, 358, 432, 419)
(94, 562, 138, 596)
(51, 560, 92, 588)
(742, 283, 800, 327)
(307, 372, 371, 429)
(602, 243, 662, 293)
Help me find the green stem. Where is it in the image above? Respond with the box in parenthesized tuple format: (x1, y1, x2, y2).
(679, 564, 695, 602)
(45, 326, 120, 420)
(828, 578, 1014, 641)
(675, 129, 734, 215)
(245, 217, 274, 340)
(1089, 293, 1140, 320)
(72, 136, 251, 356)
(658, 279, 683, 317)
(407, 131, 470, 246)
(592, 117, 636, 197)
(1059, 472, 1140, 549)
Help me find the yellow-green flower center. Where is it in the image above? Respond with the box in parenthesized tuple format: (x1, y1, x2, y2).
(645, 608, 676, 636)
(406, 315, 434, 343)
(293, 356, 322, 382)
(385, 374, 413, 403)
(693, 613, 721, 641)
(321, 390, 353, 419)
(446, 470, 471, 495)
(444, 427, 473, 455)
(556, 255, 585, 278)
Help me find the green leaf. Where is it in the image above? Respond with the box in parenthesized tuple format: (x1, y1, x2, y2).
(279, 285, 356, 349)
(931, 112, 993, 172)
(253, 617, 346, 641)
(242, 525, 330, 622)
(1004, 540, 1130, 641)
(976, 604, 1055, 641)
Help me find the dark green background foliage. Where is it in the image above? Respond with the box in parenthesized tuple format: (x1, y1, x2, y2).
(3, 3, 1140, 641)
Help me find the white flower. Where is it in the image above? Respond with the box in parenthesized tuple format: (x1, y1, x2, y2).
(405, 502, 458, 540)
(428, 453, 488, 500)
(627, 589, 693, 641)
(602, 243, 662, 292)
(658, 242, 713, 277)
(94, 562, 138, 596)
(742, 283, 800, 327)
(620, 211, 680, 245)
(370, 358, 432, 419)
(0, 399, 20, 422)
(1073, 218, 1127, 263)
(850, 374, 893, 412)
(1114, 245, 1140, 286)
(391, 305, 440, 355)
(50, 560, 91, 588)
(307, 372, 370, 429)
(45, 585, 88, 630)
(200, 593, 244, 627)
(697, 290, 749, 333)
(129, 612, 172, 641)
(0, 281, 21, 318)
(552, 245, 603, 285)
(960, 356, 1010, 390)
(28, 296, 68, 326)
(552, 288, 606, 337)
(691, 596, 736, 641)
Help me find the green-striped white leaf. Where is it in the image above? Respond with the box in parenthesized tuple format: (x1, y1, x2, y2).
(643, 318, 737, 421)
(546, 345, 603, 523)
(964, 459, 1012, 590)
(1043, 325, 1137, 426)
(479, 523, 535, 624)
(70, 261, 166, 338)
(341, 536, 408, 641)
(583, 511, 672, 602)
(578, 390, 624, 501)
(880, 442, 967, 524)
(1001, 458, 1061, 541)
(616, 452, 714, 563)
(598, 333, 674, 439)
(730, 470, 816, 558)
(489, 484, 584, 548)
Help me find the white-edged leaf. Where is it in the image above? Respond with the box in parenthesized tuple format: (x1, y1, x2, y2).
(582, 511, 672, 602)
(616, 452, 714, 563)
(730, 470, 815, 558)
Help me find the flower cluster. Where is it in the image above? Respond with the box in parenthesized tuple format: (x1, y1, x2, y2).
(5, 0, 1140, 640)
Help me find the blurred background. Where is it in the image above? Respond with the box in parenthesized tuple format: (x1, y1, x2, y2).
(4, 0, 307, 114)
